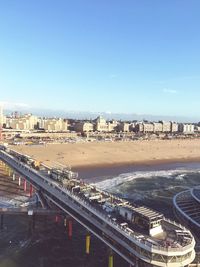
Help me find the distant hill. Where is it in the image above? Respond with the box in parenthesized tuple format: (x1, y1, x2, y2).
(4, 108, 198, 123)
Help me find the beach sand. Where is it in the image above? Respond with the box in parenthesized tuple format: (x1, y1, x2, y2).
(10, 139, 200, 170)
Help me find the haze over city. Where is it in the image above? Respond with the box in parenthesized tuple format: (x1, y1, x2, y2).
(0, 1, 200, 119)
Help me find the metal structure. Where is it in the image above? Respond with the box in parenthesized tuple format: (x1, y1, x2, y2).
(0, 147, 196, 267)
(173, 187, 200, 240)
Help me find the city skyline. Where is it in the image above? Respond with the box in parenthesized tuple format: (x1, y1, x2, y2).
(0, 1, 200, 117)
(1, 106, 199, 123)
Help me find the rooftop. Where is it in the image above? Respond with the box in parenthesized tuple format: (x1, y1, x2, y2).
(123, 204, 163, 222)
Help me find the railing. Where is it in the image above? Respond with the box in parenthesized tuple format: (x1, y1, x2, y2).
(191, 187, 200, 204)
(173, 190, 200, 228)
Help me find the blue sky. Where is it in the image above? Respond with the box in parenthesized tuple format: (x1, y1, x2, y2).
(0, 1, 200, 118)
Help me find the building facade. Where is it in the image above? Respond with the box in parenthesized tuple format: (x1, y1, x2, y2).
(171, 122, 178, 133)
(162, 121, 171, 132)
(38, 118, 68, 131)
(94, 116, 108, 132)
(118, 122, 130, 132)
(153, 122, 163, 132)
(74, 122, 94, 132)
(178, 124, 194, 134)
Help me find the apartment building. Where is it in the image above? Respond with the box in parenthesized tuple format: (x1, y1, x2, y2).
(162, 121, 171, 132)
(118, 122, 130, 132)
(2, 109, 195, 137)
(171, 122, 178, 133)
(6, 114, 38, 130)
(136, 121, 179, 134)
(38, 118, 68, 131)
(153, 122, 163, 132)
(74, 122, 94, 132)
(143, 123, 154, 133)
(178, 124, 194, 134)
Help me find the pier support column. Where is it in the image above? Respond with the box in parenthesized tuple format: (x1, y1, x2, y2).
(8, 167, 12, 177)
(135, 257, 139, 267)
(64, 217, 67, 227)
(35, 193, 39, 208)
(29, 184, 33, 197)
(18, 176, 21, 186)
(68, 220, 72, 239)
(108, 251, 113, 267)
(85, 233, 91, 255)
(5, 165, 9, 176)
(0, 214, 4, 230)
(23, 179, 27, 192)
(55, 215, 59, 224)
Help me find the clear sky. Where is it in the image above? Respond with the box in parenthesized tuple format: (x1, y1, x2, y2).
(0, 1, 200, 118)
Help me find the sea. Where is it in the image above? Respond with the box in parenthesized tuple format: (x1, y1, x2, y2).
(1, 161, 200, 267)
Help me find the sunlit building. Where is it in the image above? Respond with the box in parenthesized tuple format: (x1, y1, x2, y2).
(74, 122, 94, 132)
(94, 116, 108, 132)
(178, 124, 194, 134)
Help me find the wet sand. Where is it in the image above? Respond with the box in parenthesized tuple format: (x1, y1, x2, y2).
(76, 161, 200, 181)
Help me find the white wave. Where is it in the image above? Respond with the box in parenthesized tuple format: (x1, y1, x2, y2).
(94, 168, 200, 191)
(175, 174, 186, 180)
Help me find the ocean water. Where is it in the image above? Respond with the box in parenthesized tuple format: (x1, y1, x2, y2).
(95, 168, 200, 194)
(1, 162, 200, 267)
(94, 166, 200, 218)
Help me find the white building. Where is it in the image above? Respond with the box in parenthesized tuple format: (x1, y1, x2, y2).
(178, 124, 194, 134)
(171, 122, 178, 133)
(94, 116, 108, 132)
(39, 118, 68, 132)
(6, 114, 38, 130)
(153, 122, 163, 132)
(143, 123, 154, 133)
(162, 121, 171, 132)
(74, 122, 94, 132)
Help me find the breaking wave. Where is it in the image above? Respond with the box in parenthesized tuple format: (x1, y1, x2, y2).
(94, 168, 200, 191)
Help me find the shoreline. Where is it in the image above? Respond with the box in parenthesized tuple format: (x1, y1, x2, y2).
(74, 156, 200, 170)
(75, 158, 200, 181)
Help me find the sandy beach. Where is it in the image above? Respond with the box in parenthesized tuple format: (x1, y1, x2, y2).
(10, 139, 200, 170)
